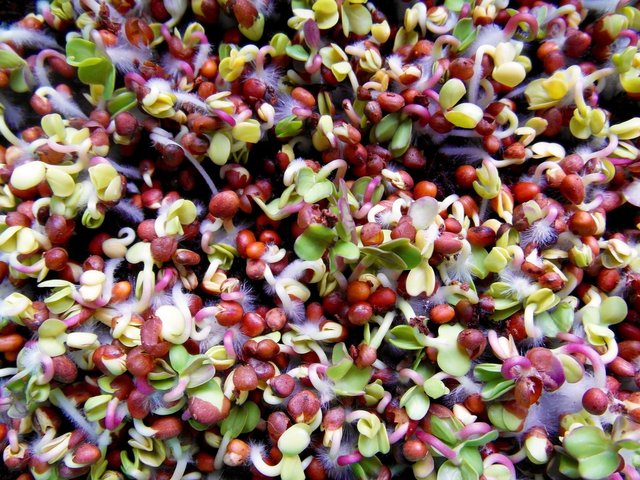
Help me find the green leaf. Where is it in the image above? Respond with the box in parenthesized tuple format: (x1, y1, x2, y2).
(293, 224, 335, 260)
(388, 325, 428, 350)
(577, 451, 622, 480)
(0, 50, 25, 69)
(481, 379, 515, 401)
(564, 426, 609, 459)
(430, 415, 460, 445)
(65, 38, 98, 66)
(599, 296, 627, 325)
(275, 115, 304, 138)
(78, 57, 112, 84)
(304, 180, 334, 203)
(295, 167, 316, 195)
(361, 248, 407, 270)
(434, 323, 471, 377)
(332, 240, 360, 261)
(379, 239, 422, 269)
(445, 0, 466, 12)
(462, 430, 499, 448)
(327, 359, 353, 381)
(334, 365, 371, 395)
(286, 44, 310, 61)
(400, 385, 430, 421)
(423, 377, 449, 399)
(453, 18, 479, 51)
(169, 345, 190, 373)
(107, 90, 137, 115)
(9, 68, 29, 93)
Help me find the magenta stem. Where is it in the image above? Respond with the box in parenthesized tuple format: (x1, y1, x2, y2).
(292, 106, 312, 118)
(41, 356, 55, 384)
(337, 451, 363, 466)
(423, 64, 444, 90)
(305, 54, 322, 74)
(484, 453, 517, 479)
(224, 330, 236, 358)
(221, 291, 244, 302)
(160, 24, 172, 44)
(363, 176, 382, 204)
(458, 422, 493, 440)
(402, 104, 431, 127)
(125, 72, 147, 89)
(399, 368, 425, 385)
(135, 377, 155, 395)
(195, 306, 219, 322)
(212, 109, 236, 126)
(175, 60, 195, 82)
(501, 356, 532, 380)
(619, 29, 638, 46)
(155, 268, 175, 292)
(504, 13, 538, 41)
(388, 422, 409, 444)
(415, 430, 457, 460)
(558, 343, 606, 387)
(104, 398, 120, 430)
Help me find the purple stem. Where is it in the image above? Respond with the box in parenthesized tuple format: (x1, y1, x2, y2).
(41, 356, 55, 384)
(402, 104, 431, 127)
(483, 453, 517, 479)
(556, 332, 584, 344)
(195, 306, 219, 322)
(175, 60, 195, 82)
(190, 31, 209, 46)
(504, 13, 539, 41)
(160, 24, 173, 44)
(619, 29, 638, 46)
(155, 268, 175, 292)
(292, 106, 313, 118)
(63, 308, 92, 328)
(558, 343, 606, 387)
(415, 430, 457, 460)
(608, 157, 636, 166)
(135, 377, 155, 395)
(501, 356, 532, 380)
(423, 64, 444, 90)
(458, 422, 493, 440)
(104, 398, 120, 430)
(224, 330, 236, 358)
(280, 201, 305, 215)
(363, 176, 382, 204)
(337, 451, 364, 466)
(423, 89, 440, 103)
(125, 72, 147, 89)
(305, 54, 322, 74)
(221, 291, 244, 302)
(212, 109, 236, 127)
(388, 422, 409, 444)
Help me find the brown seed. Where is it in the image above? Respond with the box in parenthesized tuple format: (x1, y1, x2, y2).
(449, 57, 474, 80)
(150, 417, 183, 439)
(568, 211, 596, 236)
(173, 249, 201, 266)
(597, 268, 620, 292)
(560, 174, 585, 204)
(348, 302, 373, 325)
(347, 281, 371, 304)
(0, 333, 25, 352)
(270, 374, 295, 398)
(364, 101, 382, 123)
(287, 390, 320, 423)
(234, 365, 258, 391)
(125, 346, 154, 377)
(368, 287, 397, 313)
(150, 236, 178, 263)
(267, 411, 291, 443)
(538, 272, 564, 291)
(73, 444, 101, 465)
(377, 92, 405, 112)
(255, 339, 279, 360)
(360, 223, 384, 246)
(403, 439, 428, 462)
(430, 304, 455, 324)
(434, 232, 463, 255)
(466, 226, 495, 247)
(52, 355, 78, 383)
(264, 307, 287, 331)
(127, 389, 151, 419)
(457, 328, 486, 359)
(209, 191, 240, 218)
(216, 301, 244, 327)
(44, 248, 69, 271)
(582, 388, 608, 415)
